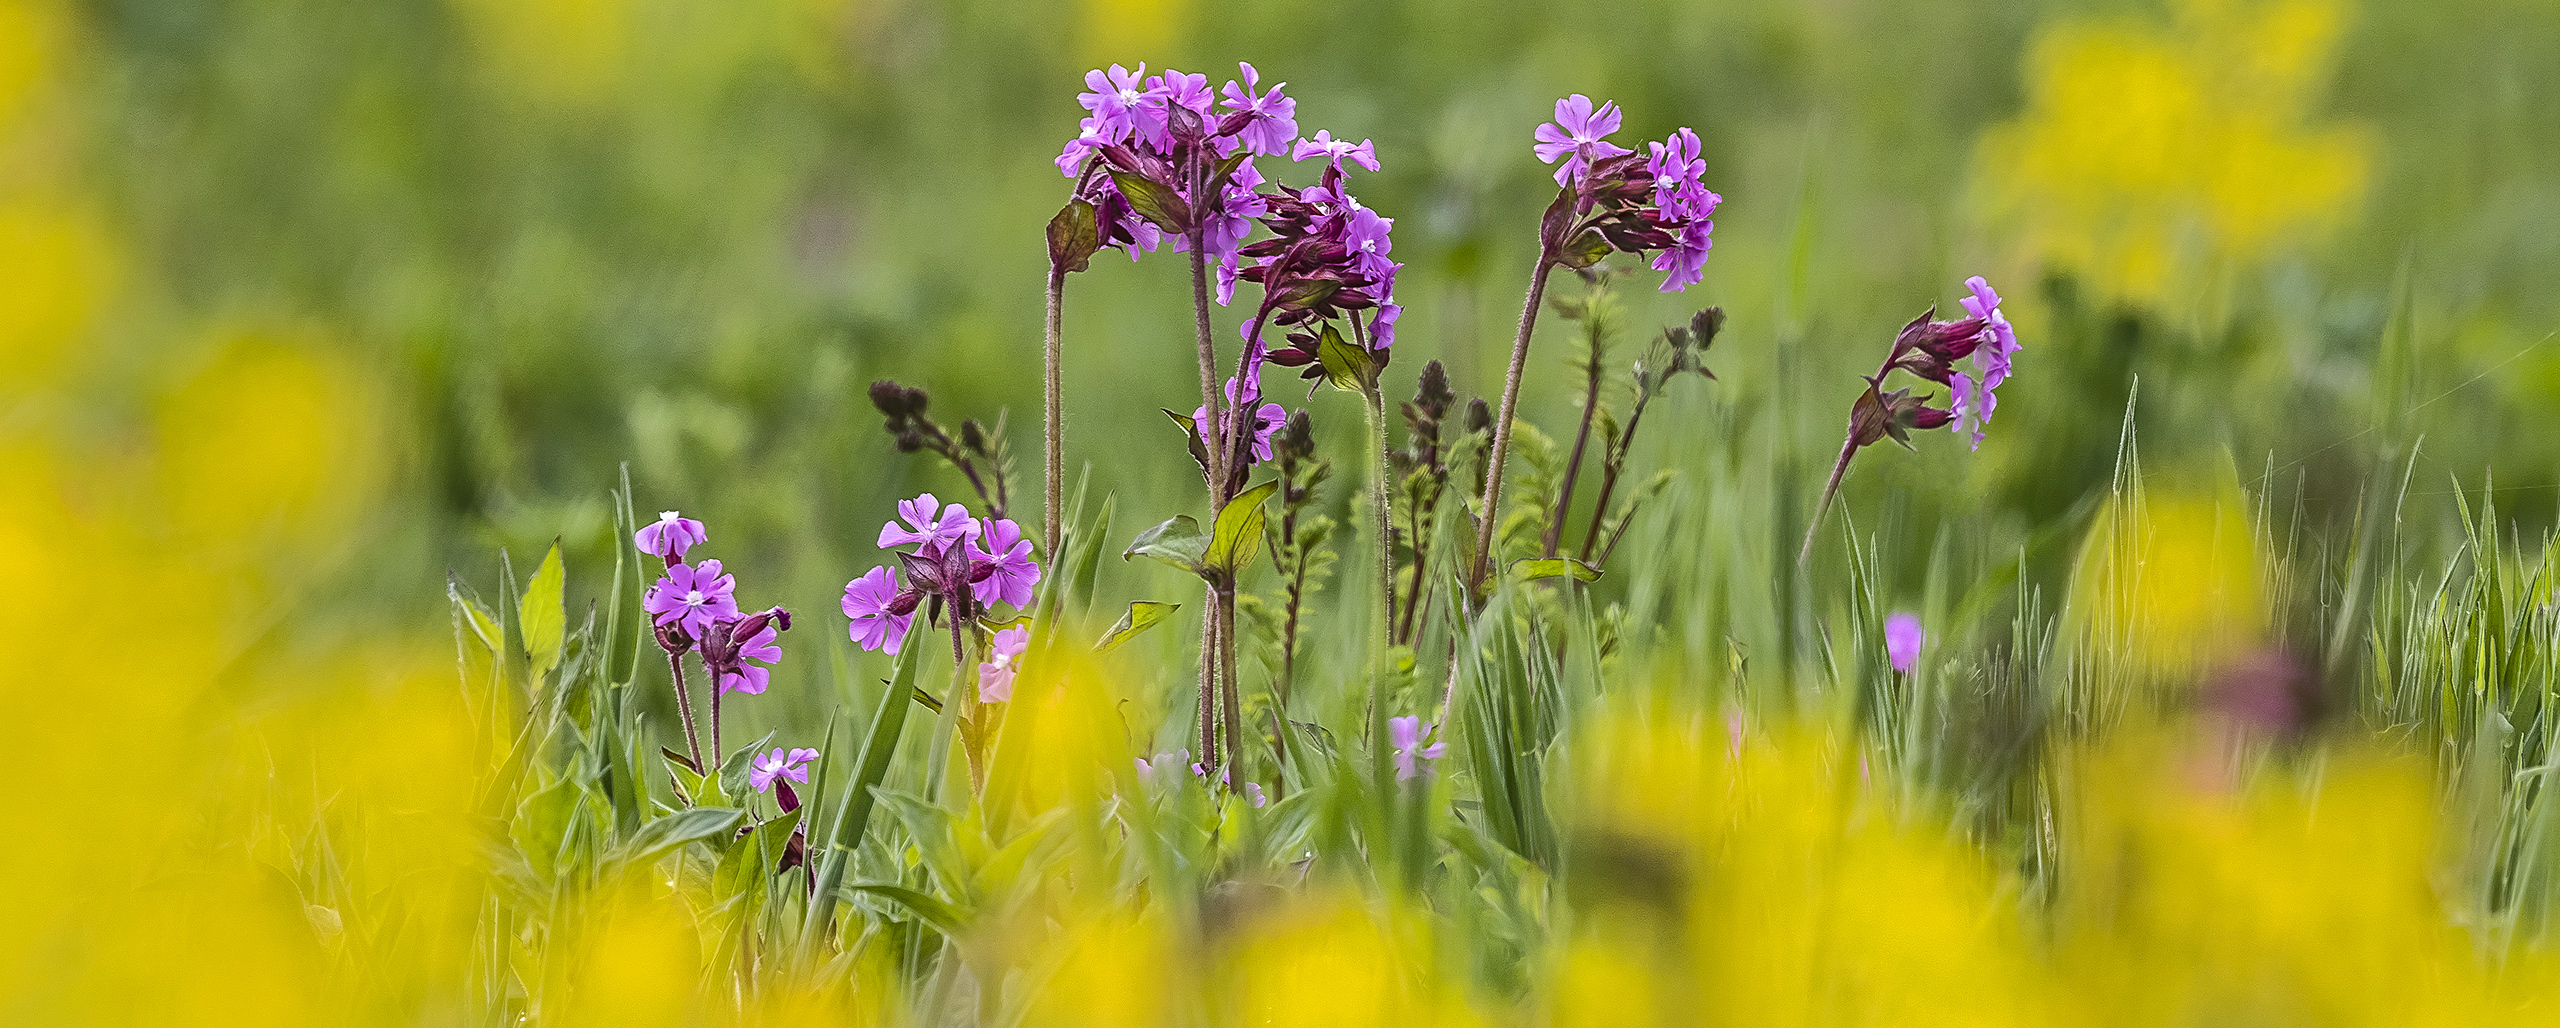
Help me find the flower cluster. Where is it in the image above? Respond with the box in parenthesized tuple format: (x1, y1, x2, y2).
(637, 512, 791, 695)
(1056, 60, 1403, 396)
(1530, 95, 1721, 293)
(1244, 154, 1404, 377)
(1866, 276, 2021, 451)
(1057, 62, 1299, 281)
(840, 493, 1042, 667)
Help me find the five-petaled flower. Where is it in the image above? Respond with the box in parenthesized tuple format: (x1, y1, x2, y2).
(1390, 716, 1448, 782)
(966, 520, 1042, 610)
(1077, 62, 1161, 147)
(1886, 613, 1925, 675)
(1292, 129, 1379, 172)
(842, 565, 914, 654)
(749, 747, 820, 793)
(635, 510, 707, 562)
(977, 625, 1029, 703)
(645, 560, 739, 641)
(1219, 62, 1297, 157)
(878, 493, 977, 550)
(1532, 94, 1631, 187)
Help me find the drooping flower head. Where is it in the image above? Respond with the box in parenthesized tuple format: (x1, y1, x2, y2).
(1389, 716, 1448, 782)
(842, 565, 914, 654)
(1885, 613, 1925, 674)
(1646, 127, 1713, 218)
(1531, 99, 1722, 293)
(705, 608, 789, 695)
(749, 746, 820, 792)
(878, 493, 976, 551)
(1532, 94, 1631, 187)
(965, 518, 1042, 610)
(1948, 276, 2021, 450)
(635, 510, 708, 562)
(976, 625, 1030, 703)
(644, 560, 739, 641)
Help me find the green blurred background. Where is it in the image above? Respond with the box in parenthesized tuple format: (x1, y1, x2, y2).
(11, 0, 2559, 729)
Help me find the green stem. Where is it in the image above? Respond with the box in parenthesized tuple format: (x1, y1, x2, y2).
(1043, 262, 1066, 560)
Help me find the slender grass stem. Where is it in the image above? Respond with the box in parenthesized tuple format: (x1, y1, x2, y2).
(1218, 584, 1242, 786)
(1470, 258, 1555, 593)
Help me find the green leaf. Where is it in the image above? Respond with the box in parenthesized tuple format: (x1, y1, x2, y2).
(1046, 199, 1099, 274)
(1095, 601, 1181, 653)
(511, 777, 581, 881)
(664, 752, 711, 806)
(842, 883, 969, 937)
(1124, 516, 1209, 575)
(798, 641, 922, 965)
(1206, 480, 1279, 577)
(1109, 170, 1191, 233)
(610, 805, 747, 869)
(1510, 557, 1603, 583)
(1313, 322, 1376, 394)
(519, 542, 566, 686)
(717, 730, 779, 807)
(1557, 228, 1611, 270)
(449, 574, 504, 654)
(606, 464, 643, 686)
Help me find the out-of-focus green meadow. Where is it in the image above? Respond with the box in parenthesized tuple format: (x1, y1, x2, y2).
(12, 0, 2560, 1023)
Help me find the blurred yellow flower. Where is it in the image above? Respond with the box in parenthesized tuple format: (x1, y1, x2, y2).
(1974, 0, 2374, 309)
(1080, 0, 1187, 65)
(451, 0, 634, 106)
(0, 0, 69, 133)
(0, 195, 116, 392)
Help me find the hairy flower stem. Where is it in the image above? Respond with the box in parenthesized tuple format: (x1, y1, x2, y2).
(710, 683, 723, 768)
(1363, 383, 1397, 731)
(666, 649, 704, 774)
(1043, 263, 1067, 560)
(1187, 214, 1233, 774)
(1214, 303, 1278, 485)
(1469, 258, 1557, 593)
(1801, 435, 1860, 566)
(1218, 584, 1243, 787)
(1198, 583, 1220, 771)
(1799, 354, 1899, 564)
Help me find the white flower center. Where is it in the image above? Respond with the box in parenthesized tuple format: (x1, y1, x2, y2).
(684, 590, 703, 605)
(992, 653, 1015, 670)
(658, 511, 680, 523)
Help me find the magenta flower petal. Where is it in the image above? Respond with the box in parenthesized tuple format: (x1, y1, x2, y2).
(1885, 613, 1925, 674)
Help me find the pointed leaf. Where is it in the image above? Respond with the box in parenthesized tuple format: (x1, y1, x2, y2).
(1109, 170, 1191, 233)
(1313, 323, 1376, 394)
(1557, 228, 1611, 270)
(1510, 558, 1603, 583)
(843, 882, 969, 937)
(519, 542, 566, 685)
(1124, 516, 1209, 575)
(611, 806, 747, 869)
(1047, 199, 1100, 273)
(1205, 480, 1279, 577)
(1096, 601, 1182, 653)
